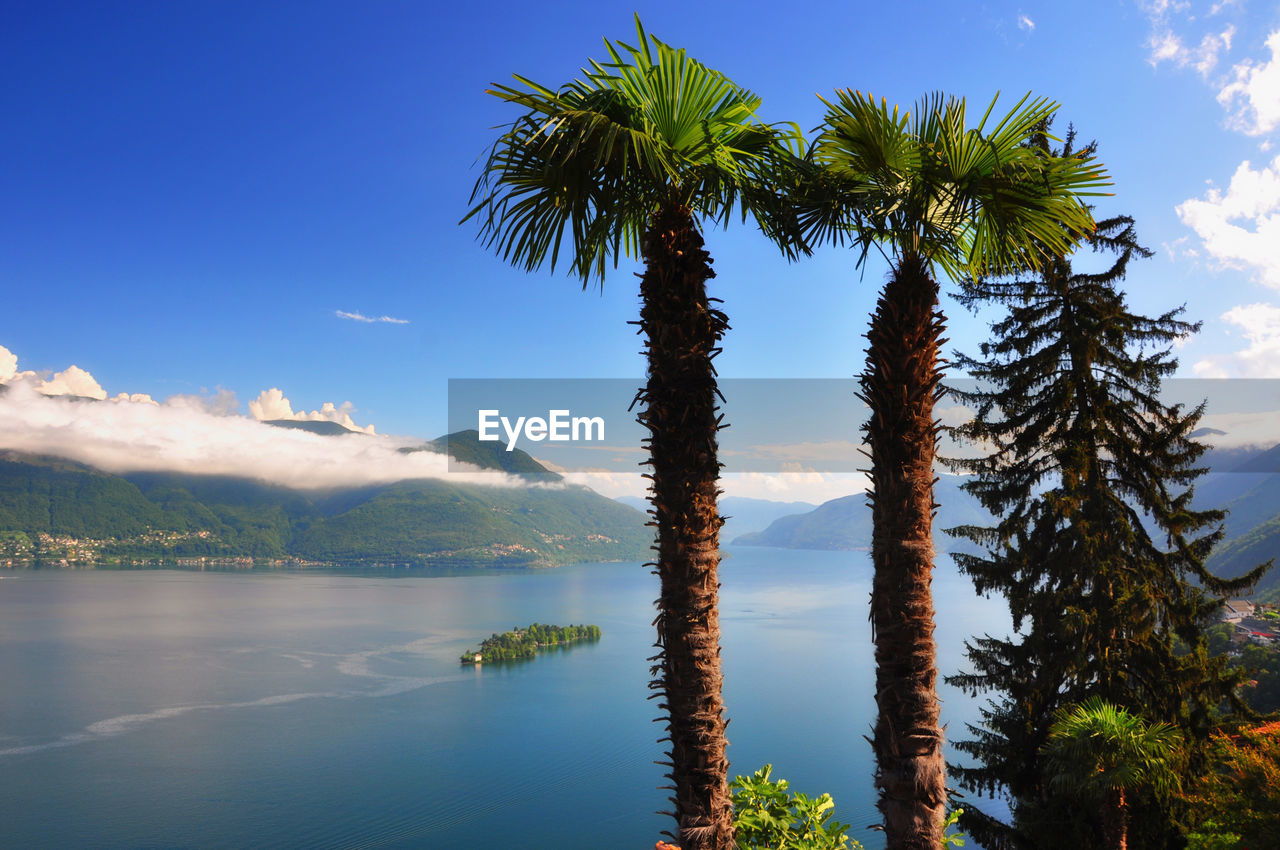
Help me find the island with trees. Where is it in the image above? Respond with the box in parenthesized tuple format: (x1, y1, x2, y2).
(460, 623, 601, 664)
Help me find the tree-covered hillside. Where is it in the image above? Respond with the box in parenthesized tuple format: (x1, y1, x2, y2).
(0, 435, 649, 568)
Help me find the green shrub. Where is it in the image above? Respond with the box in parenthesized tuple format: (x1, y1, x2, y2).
(729, 765, 966, 849)
(731, 765, 858, 850)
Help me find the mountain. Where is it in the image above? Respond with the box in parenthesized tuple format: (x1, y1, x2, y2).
(0, 431, 649, 568)
(729, 448, 1280, 601)
(733, 476, 992, 554)
(0, 451, 173, 539)
(1191, 443, 1280, 600)
(719, 497, 819, 541)
(423, 429, 558, 478)
(733, 494, 869, 550)
(614, 495, 817, 542)
(263, 419, 362, 436)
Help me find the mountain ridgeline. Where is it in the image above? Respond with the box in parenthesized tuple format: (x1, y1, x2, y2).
(0, 431, 649, 568)
(732, 443, 1280, 601)
(732, 476, 990, 553)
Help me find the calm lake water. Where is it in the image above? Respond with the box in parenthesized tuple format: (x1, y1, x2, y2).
(0, 547, 1007, 849)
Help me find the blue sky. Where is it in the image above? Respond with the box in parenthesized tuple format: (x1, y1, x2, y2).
(3, 1, 1279, 499)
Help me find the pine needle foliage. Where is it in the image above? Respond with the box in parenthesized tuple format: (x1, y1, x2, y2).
(944, 130, 1270, 850)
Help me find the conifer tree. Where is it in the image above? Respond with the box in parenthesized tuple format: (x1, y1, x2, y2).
(944, 132, 1269, 849)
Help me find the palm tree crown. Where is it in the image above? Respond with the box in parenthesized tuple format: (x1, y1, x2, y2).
(800, 89, 1107, 278)
(464, 16, 797, 284)
(1043, 697, 1181, 850)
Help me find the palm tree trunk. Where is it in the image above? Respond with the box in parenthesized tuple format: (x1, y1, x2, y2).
(637, 203, 734, 850)
(861, 251, 947, 849)
(1101, 787, 1127, 850)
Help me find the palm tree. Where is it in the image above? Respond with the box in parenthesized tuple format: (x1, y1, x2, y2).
(1042, 697, 1182, 850)
(463, 18, 798, 850)
(793, 92, 1108, 849)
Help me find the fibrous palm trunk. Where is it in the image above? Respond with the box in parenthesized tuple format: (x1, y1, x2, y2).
(861, 252, 947, 848)
(1102, 788, 1127, 850)
(636, 203, 734, 850)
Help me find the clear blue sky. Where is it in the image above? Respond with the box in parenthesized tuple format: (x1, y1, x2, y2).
(3, 0, 1279, 444)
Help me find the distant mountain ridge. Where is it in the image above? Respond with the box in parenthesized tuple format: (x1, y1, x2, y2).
(733, 476, 990, 554)
(614, 495, 817, 542)
(0, 431, 648, 569)
(733, 444, 1280, 601)
(1197, 442, 1280, 603)
(263, 419, 361, 436)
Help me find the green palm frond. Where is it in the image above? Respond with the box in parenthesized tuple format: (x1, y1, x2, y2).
(1042, 697, 1182, 799)
(462, 15, 802, 285)
(801, 89, 1111, 281)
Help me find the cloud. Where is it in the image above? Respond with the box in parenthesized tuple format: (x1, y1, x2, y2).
(1141, 0, 1237, 76)
(38, 365, 108, 399)
(335, 310, 409, 325)
(165, 388, 240, 416)
(720, 471, 869, 504)
(248, 388, 377, 434)
(1218, 29, 1280, 135)
(0, 342, 550, 491)
(1146, 26, 1235, 75)
(0, 380, 541, 491)
(1175, 155, 1280, 288)
(733, 439, 865, 465)
(0, 345, 108, 400)
(1194, 408, 1280, 448)
(109, 392, 159, 405)
(1193, 301, 1280, 377)
(1017, 13, 1034, 31)
(562, 469, 869, 505)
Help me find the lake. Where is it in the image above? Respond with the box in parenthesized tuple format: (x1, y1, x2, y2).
(0, 547, 1008, 849)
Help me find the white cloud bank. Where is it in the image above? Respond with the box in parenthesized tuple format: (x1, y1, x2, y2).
(0, 344, 532, 490)
(1176, 155, 1280, 289)
(1218, 29, 1280, 135)
(1148, 26, 1235, 76)
(1142, 0, 1235, 77)
(248, 388, 377, 435)
(0, 347, 108, 400)
(556, 469, 869, 505)
(1193, 302, 1280, 377)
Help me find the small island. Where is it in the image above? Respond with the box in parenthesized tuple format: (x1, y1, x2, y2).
(461, 622, 601, 664)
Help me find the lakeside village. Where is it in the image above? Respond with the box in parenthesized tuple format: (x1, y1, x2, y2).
(0, 530, 267, 568)
(8, 527, 1276, 640)
(1221, 598, 1280, 650)
(0, 530, 581, 569)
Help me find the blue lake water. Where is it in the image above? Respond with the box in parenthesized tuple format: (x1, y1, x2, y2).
(0, 547, 1008, 849)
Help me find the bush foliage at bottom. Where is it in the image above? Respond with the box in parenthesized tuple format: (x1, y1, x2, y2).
(730, 765, 859, 850)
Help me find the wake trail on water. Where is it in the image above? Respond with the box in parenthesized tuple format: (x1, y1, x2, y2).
(0, 636, 466, 758)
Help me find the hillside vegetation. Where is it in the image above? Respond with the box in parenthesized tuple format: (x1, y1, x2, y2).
(0, 433, 649, 568)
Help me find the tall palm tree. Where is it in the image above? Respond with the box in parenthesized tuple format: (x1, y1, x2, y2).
(793, 92, 1108, 849)
(1042, 697, 1182, 850)
(463, 18, 798, 850)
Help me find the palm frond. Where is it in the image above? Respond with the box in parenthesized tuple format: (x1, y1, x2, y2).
(462, 14, 800, 283)
(804, 89, 1112, 281)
